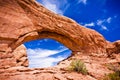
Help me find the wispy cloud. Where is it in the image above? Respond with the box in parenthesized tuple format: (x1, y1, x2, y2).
(101, 25, 108, 30)
(97, 20, 104, 26)
(81, 17, 112, 31)
(29, 56, 64, 68)
(77, 0, 87, 5)
(96, 20, 108, 30)
(27, 48, 68, 58)
(84, 22, 95, 27)
(106, 17, 112, 23)
(96, 17, 112, 30)
(40, 0, 63, 14)
(97, 17, 112, 25)
(27, 47, 69, 68)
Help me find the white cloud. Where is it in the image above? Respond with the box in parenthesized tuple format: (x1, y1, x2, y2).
(101, 25, 108, 30)
(96, 17, 113, 31)
(27, 47, 69, 68)
(84, 22, 95, 27)
(29, 56, 64, 68)
(81, 17, 112, 31)
(81, 21, 109, 31)
(41, 0, 63, 14)
(27, 48, 68, 58)
(78, 0, 87, 5)
(97, 20, 109, 31)
(97, 20, 104, 25)
(96, 20, 108, 30)
(97, 17, 112, 25)
(106, 17, 112, 23)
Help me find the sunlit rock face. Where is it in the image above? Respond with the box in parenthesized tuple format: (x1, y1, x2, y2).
(0, 0, 107, 54)
(0, 0, 109, 70)
(106, 40, 120, 57)
(0, 0, 108, 69)
(12, 44, 28, 67)
(0, 0, 120, 80)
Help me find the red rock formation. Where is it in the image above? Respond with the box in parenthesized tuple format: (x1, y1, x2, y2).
(0, 52, 119, 80)
(0, 0, 120, 80)
(106, 40, 120, 59)
(0, 0, 107, 54)
(12, 44, 28, 67)
(0, 0, 108, 69)
(0, 44, 28, 69)
(107, 40, 120, 54)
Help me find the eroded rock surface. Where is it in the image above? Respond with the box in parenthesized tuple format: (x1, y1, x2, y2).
(107, 40, 120, 55)
(0, 53, 119, 80)
(0, 0, 107, 54)
(0, 44, 28, 69)
(0, 0, 120, 80)
(12, 44, 28, 67)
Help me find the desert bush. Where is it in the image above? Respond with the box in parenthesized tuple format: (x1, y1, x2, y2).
(103, 71, 120, 80)
(68, 59, 88, 75)
(103, 63, 120, 80)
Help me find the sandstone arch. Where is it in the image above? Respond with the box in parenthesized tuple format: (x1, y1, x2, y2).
(1, 1, 120, 80)
(11, 31, 82, 52)
(0, 0, 107, 55)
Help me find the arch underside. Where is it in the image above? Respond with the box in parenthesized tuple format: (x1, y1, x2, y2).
(10, 31, 82, 53)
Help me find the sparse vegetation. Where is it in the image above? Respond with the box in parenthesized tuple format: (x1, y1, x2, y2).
(102, 63, 120, 80)
(103, 71, 120, 80)
(68, 59, 88, 75)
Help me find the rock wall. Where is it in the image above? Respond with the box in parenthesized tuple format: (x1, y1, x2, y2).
(12, 44, 28, 67)
(1, 0, 119, 69)
(0, 0, 109, 69)
(0, 0, 107, 54)
(0, 44, 28, 69)
(0, 0, 120, 80)
(106, 40, 120, 56)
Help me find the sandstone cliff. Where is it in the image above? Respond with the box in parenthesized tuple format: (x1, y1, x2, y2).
(0, 0, 119, 80)
(0, 0, 107, 54)
(12, 44, 28, 67)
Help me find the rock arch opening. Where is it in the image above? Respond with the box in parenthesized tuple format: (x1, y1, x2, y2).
(24, 38, 72, 68)
(10, 31, 79, 68)
(10, 30, 106, 68)
(0, 0, 108, 69)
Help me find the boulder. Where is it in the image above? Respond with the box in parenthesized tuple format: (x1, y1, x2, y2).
(106, 40, 120, 57)
(12, 44, 29, 67)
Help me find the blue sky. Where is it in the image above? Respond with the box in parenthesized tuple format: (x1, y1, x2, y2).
(24, 0, 120, 68)
(24, 39, 71, 68)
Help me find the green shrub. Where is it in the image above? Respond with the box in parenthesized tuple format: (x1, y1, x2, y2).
(103, 71, 120, 80)
(103, 63, 120, 80)
(68, 59, 88, 75)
